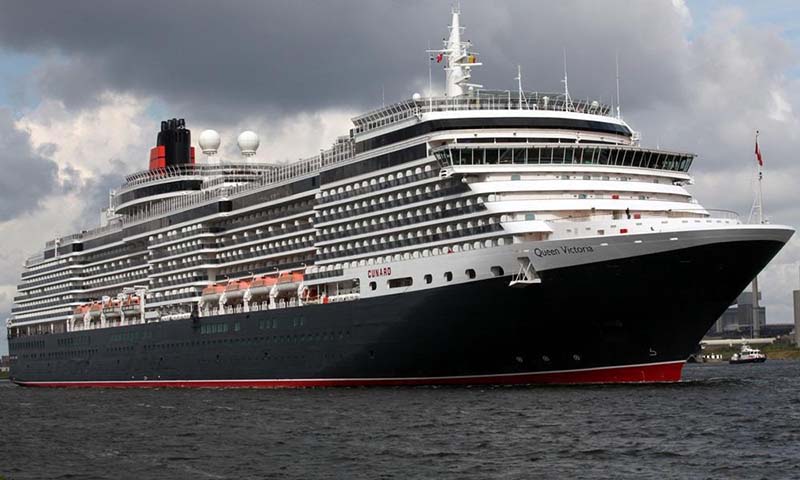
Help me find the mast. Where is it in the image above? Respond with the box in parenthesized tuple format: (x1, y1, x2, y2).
(429, 6, 482, 97)
(427, 41, 433, 109)
(562, 48, 574, 112)
(615, 50, 622, 120)
(515, 65, 528, 109)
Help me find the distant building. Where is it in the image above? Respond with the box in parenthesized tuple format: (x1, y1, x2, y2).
(708, 291, 765, 338)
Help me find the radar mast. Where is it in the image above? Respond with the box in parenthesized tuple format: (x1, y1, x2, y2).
(429, 6, 483, 97)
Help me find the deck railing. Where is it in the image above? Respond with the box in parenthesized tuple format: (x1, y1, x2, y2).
(352, 91, 615, 134)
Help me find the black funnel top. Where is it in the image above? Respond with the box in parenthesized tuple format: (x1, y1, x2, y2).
(157, 118, 192, 166)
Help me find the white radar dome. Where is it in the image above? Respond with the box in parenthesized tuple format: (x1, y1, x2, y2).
(198, 129, 221, 155)
(412, 92, 422, 101)
(237, 130, 260, 157)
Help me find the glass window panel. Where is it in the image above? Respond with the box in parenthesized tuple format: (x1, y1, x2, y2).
(596, 148, 609, 165)
(552, 148, 565, 164)
(512, 149, 525, 164)
(540, 148, 552, 164)
(485, 149, 498, 164)
(499, 148, 513, 164)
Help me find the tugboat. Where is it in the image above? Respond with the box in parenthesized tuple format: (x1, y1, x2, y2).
(729, 344, 767, 364)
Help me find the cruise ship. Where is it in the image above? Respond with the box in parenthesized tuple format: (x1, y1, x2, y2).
(7, 9, 793, 387)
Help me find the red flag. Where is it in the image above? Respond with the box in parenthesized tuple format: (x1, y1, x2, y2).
(436, 53, 443, 63)
(755, 136, 763, 166)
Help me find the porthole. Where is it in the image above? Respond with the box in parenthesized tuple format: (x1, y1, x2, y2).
(424, 274, 432, 284)
(444, 272, 453, 282)
(465, 269, 476, 279)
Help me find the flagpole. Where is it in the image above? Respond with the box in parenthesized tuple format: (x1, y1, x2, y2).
(751, 129, 763, 338)
(756, 130, 764, 225)
(428, 43, 433, 110)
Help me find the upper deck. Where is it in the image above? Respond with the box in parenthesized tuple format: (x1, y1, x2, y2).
(352, 91, 623, 137)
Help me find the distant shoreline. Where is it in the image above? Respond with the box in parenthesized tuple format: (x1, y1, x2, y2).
(700, 341, 800, 361)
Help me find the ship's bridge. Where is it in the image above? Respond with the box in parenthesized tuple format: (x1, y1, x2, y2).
(431, 143, 694, 173)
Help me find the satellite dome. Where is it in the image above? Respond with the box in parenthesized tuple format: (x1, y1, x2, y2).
(412, 92, 422, 101)
(237, 130, 260, 157)
(198, 129, 221, 155)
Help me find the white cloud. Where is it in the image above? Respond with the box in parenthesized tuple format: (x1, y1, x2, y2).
(672, 0, 693, 27)
(17, 92, 153, 181)
(196, 109, 357, 165)
(630, 5, 800, 325)
(769, 89, 793, 122)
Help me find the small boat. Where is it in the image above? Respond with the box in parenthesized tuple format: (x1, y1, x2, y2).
(72, 304, 91, 320)
(273, 271, 303, 295)
(102, 299, 122, 319)
(87, 302, 103, 319)
(223, 280, 252, 301)
(249, 275, 278, 296)
(200, 284, 226, 303)
(121, 295, 142, 313)
(729, 344, 767, 364)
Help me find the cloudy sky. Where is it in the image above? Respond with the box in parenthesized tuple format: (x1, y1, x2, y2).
(0, 0, 798, 354)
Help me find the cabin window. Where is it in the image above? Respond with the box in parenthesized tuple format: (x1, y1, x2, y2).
(444, 272, 453, 282)
(388, 277, 413, 288)
(369, 281, 376, 291)
(491, 266, 504, 277)
(465, 269, 476, 279)
(424, 274, 433, 284)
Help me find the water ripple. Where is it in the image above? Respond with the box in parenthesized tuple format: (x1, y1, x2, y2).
(1, 361, 798, 479)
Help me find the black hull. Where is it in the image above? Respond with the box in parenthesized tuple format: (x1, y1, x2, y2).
(9, 239, 785, 386)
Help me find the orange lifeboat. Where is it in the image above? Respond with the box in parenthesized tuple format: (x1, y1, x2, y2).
(274, 271, 304, 295)
(249, 275, 278, 296)
(72, 304, 91, 320)
(122, 295, 142, 313)
(223, 279, 252, 301)
(200, 283, 226, 302)
(87, 302, 103, 319)
(103, 298, 122, 318)
(277, 271, 304, 284)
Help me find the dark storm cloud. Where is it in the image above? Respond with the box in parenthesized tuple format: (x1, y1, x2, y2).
(0, 0, 687, 120)
(0, 108, 59, 221)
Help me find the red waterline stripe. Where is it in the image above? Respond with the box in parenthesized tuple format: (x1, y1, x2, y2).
(14, 361, 685, 388)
